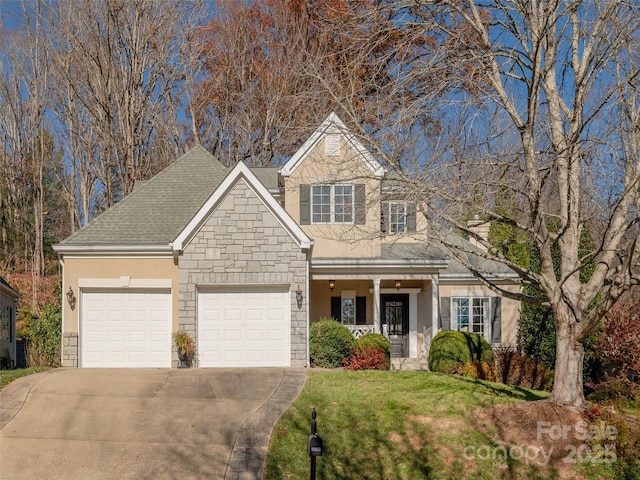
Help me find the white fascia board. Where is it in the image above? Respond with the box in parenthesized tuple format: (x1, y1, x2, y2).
(279, 112, 386, 178)
(312, 257, 449, 268)
(78, 277, 172, 289)
(310, 257, 449, 278)
(172, 162, 313, 252)
(439, 273, 521, 284)
(52, 244, 173, 257)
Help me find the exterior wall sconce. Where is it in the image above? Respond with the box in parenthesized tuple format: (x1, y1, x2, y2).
(296, 285, 304, 309)
(395, 280, 402, 290)
(67, 286, 77, 310)
(328, 280, 335, 292)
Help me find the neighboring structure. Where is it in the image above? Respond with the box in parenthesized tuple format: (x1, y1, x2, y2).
(53, 113, 520, 368)
(0, 277, 19, 369)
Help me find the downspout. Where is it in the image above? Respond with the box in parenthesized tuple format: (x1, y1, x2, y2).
(305, 248, 311, 368)
(58, 255, 65, 366)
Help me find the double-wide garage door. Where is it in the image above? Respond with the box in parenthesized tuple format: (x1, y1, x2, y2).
(81, 290, 172, 368)
(197, 288, 291, 367)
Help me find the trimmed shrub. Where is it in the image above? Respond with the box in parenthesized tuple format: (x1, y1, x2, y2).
(493, 347, 554, 390)
(457, 360, 498, 382)
(343, 346, 390, 371)
(428, 331, 493, 374)
(309, 318, 356, 368)
(356, 333, 391, 361)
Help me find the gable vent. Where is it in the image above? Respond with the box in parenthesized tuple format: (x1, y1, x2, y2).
(325, 134, 340, 156)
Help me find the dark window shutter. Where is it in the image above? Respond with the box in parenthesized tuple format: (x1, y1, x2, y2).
(381, 201, 389, 234)
(355, 184, 366, 225)
(331, 296, 341, 321)
(300, 184, 310, 225)
(491, 297, 502, 344)
(356, 296, 366, 325)
(406, 204, 416, 233)
(440, 297, 451, 330)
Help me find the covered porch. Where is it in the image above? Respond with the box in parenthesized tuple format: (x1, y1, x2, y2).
(309, 257, 447, 358)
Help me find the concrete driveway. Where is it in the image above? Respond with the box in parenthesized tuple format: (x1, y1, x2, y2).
(0, 368, 306, 480)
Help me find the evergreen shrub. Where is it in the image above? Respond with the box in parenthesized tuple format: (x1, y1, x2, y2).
(428, 331, 493, 374)
(309, 318, 355, 368)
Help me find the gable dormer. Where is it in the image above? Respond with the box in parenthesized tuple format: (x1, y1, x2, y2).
(279, 112, 386, 179)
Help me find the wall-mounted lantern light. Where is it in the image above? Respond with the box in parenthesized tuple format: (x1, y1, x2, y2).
(394, 280, 402, 290)
(296, 285, 304, 309)
(67, 286, 77, 310)
(328, 280, 335, 292)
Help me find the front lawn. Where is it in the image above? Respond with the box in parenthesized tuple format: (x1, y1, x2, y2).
(0, 367, 49, 390)
(265, 370, 620, 480)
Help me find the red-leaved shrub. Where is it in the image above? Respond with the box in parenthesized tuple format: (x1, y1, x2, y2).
(343, 346, 390, 371)
(594, 290, 640, 380)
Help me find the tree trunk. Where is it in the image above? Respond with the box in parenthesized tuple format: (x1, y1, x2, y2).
(549, 308, 586, 409)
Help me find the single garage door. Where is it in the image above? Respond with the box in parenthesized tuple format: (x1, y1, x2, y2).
(197, 287, 291, 367)
(81, 289, 172, 368)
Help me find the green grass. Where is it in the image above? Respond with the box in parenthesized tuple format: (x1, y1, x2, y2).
(0, 367, 49, 390)
(266, 370, 549, 480)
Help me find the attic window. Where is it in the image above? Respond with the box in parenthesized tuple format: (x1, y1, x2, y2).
(325, 134, 340, 156)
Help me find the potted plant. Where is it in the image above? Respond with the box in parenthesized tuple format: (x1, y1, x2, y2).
(172, 330, 195, 368)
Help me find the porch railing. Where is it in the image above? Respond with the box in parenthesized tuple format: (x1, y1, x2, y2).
(344, 325, 376, 339)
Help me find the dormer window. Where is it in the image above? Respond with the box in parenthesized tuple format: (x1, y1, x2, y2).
(389, 202, 407, 233)
(381, 201, 417, 234)
(325, 134, 340, 156)
(312, 184, 353, 223)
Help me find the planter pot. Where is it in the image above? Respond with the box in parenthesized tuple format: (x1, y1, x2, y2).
(177, 350, 192, 368)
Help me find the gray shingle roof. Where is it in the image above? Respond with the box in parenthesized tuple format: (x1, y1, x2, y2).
(382, 235, 517, 278)
(57, 145, 229, 246)
(249, 167, 280, 190)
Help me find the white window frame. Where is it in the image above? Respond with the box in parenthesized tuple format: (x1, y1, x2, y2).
(388, 201, 408, 233)
(311, 184, 354, 224)
(452, 297, 490, 342)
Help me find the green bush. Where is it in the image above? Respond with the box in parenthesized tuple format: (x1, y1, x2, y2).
(356, 333, 391, 361)
(428, 331, 493, 374)
(309, 318, 356, 368)
(27, 303, 61, 368)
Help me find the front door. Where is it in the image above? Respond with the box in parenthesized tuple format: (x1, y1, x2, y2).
(381, 294, 409, 337)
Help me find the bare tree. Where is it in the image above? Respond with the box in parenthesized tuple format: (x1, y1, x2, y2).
(321, 0, 640, 408)
(192, 0, 453, 166)
(48, 0, 205, 215)
(0, 0, 52, 289)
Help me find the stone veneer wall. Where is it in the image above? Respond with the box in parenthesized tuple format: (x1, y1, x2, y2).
(178, 179, 309, 367)
(62, 332, 78, 367)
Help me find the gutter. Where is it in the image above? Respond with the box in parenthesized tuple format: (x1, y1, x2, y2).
(52, 244, 174, 257)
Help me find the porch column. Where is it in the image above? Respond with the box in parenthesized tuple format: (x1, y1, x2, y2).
(373, 278, 381, 334)
(431, 275, 439, 337)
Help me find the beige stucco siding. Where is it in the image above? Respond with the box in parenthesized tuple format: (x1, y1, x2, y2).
(438, 283, 520, 345)
(62, 257, 179, 333)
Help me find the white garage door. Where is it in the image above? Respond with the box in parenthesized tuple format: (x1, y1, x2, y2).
(81, 290, 172, 368)
(197, 287, 291, 367)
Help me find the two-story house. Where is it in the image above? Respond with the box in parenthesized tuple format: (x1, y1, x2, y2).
(53, 113, 520, 368)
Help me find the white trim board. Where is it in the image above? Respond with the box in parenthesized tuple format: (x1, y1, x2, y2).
(78, 278, 172, 289)
(279, 112, 386, 178)
(172, 162, 312, 252)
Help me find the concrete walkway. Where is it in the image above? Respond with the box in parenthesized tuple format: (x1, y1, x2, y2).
(0, 368, 306, 480)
